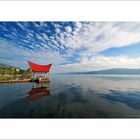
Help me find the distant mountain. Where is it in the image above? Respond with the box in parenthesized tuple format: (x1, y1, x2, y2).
(66, 68, 140, 75)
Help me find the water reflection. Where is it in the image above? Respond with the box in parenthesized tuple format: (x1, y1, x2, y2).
(102, 90, 140, 110)
(1, 74, 140, 118)
(27, 87, 50, 101)
(27, 82, 51, 101)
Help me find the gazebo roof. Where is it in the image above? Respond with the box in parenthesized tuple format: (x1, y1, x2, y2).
(28, 61, 52, 73)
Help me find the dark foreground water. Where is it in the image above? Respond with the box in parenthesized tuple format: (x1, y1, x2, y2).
(1, 74, 140, 118)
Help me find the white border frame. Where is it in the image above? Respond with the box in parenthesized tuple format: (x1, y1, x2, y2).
(0, 1, 140, 139)
(0, 1, 139, 21)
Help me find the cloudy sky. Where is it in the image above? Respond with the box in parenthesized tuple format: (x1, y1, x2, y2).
(1, 22, 140, 73)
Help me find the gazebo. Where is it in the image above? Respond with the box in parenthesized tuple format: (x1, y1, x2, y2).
(28, 61, 52, 82)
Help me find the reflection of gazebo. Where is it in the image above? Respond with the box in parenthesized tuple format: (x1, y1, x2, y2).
(27, 87, 51, 101)
(28, 61, 52, 83)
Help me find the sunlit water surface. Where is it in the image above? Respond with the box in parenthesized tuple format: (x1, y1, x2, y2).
(1, 74, 140, 118)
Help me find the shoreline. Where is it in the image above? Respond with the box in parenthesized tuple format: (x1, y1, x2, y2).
(0, 79, 31, 83)
(0, 78, 51, 84)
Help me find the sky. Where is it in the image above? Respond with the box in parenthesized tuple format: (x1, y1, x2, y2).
(1, 22, 140, 73)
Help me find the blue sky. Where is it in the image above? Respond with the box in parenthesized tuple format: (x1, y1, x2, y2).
(1, 22, 140, 73)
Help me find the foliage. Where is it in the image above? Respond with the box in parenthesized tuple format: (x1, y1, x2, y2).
(0, 63, 32, 80)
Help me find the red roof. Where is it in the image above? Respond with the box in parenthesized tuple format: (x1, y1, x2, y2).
(28, 61, 52, 73)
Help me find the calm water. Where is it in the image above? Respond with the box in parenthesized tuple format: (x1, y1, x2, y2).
(1, 74, 140, 118)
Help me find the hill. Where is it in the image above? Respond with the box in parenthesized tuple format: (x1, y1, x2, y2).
(66, 68, 140, 75)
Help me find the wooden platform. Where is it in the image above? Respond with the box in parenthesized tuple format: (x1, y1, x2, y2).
(38, 79, 51, 83)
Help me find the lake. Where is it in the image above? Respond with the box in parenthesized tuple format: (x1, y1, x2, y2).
(1, 74, 140, 118)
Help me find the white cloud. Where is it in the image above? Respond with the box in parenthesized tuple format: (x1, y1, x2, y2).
(91, 56, 140, 70)
(55, 28, 61, 34)
(60, 22, 140, 53)
(2, 22, 140, 73)
(36, 34, 43, 41)
(52, 22, 140, 72)
(65, 26, 72, 33)
(0, 39, 67, 72)
(42, 33, 49, 41)
(33, 22, 40, 28)
(75, 22, 82, 29)
(0, 25, 9, 32)
(27, 32, 34, 38)
(61, 55, 140, 72)
(16, 22, 25, 29)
